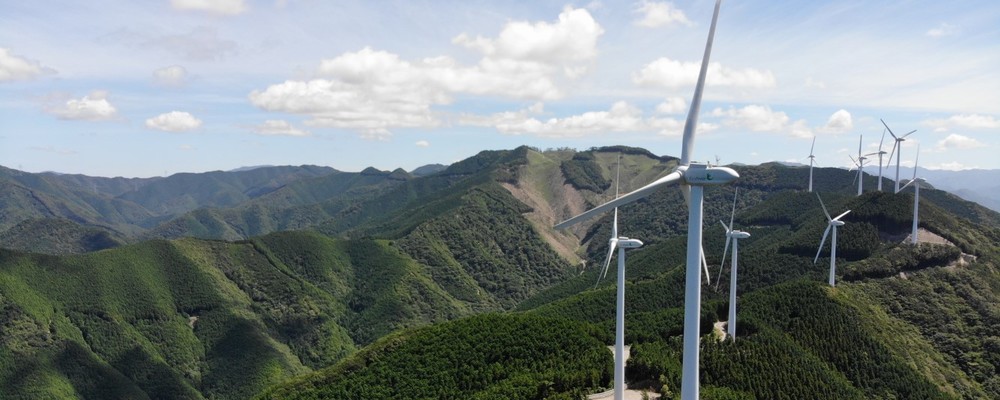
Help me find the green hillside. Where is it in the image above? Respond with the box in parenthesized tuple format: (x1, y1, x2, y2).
(2, 146, 1000, 399)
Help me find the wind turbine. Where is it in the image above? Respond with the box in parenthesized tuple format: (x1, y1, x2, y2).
(899, 146, 923, 245)
(881, 119, 916, 193)
(807, 136, 817, 192)
(593, 155, 643, 400)
(555, 2, 735, 399)
(814, 193, 850, 287)
(847, 135, 866, 196)
(875, 128, 888, 191)
(717, 189, 750, 341)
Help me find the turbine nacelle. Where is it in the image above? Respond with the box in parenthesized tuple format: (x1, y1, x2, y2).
(728, 230, 751, 239)
(830, 220, 845, 227)
(681, 163, 740, 186)
(617, 237, 644, 249)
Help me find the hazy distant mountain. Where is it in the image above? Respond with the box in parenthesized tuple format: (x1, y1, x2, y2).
(862, 165, 1000, 213)
(410, 163, 448, 176)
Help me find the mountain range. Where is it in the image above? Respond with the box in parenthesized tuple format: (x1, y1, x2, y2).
(1, 146, 998, 399)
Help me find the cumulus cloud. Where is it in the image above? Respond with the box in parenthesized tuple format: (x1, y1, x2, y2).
(415, 140, 430, 148)
(633, 1, 691, 28)
(936, 133, 986, 150)
(633, 58, 775, 89)
(655, 97, 687, 114)
(251, 7, 603, 138)
(923, 114, 999, 131)
(145, 111, 202, 132)
(711, 104, 811, 138)
(822, 109, 853, 132)
(460, 101, 711, 138)
(1, 48, 55, 82)
(926, 23, 957, 38)
(171, 0, 246, 15)
(252, 120, 310, 137)
(46, 91, 117, 121)
(152, 65, 189, 86)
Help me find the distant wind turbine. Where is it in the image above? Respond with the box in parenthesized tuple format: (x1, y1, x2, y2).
(848, 135, 878, 196)
(881, 119, 916, 193)
(814, 193, 850, 287)
(899, 146, 924, 245)
(807, 136, 817, 192)
(592, 155, 642, 400)
(876, 128, 888, 191)
(717, 189, 750, 341)
(555, 2, 735, 398)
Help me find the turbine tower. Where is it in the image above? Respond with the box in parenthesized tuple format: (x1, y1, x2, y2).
(807, 136, 817, 192)
(555, 2, 734, 398)
(881, 119, 916, 193)
(593, 155, 643, 400)
(899, 146, 923, 245)
(814, 193, 850, 287)
(717, 189, 750, 340)
(848, 135, 867, 196)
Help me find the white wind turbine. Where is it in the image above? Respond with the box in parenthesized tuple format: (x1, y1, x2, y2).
(875, 128, 888, 191)
(807, 136, 817, 192)
(717, 189, 750, 341)
(848, 135, 878, 196)
(555, 2, 735, 398)
(899, 146, 924, 245)
(593, 155, 644, 400)
(881, 119, 916, 193)
(814, 193, 850, 287)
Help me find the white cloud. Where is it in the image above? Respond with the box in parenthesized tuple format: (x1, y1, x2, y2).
(633, 58, 776, 88)
(179, 144, 195, 151)
(253, 7, 603, 137)
(926, 23, 957, 38)
(655, 96, 687, 114)
(152, 65, 189, 86)
(0, 48, 55, 82)
(145, 111, 202, 132)
(171, 0, 246, 15)
(822, 109, 853, 132)
(252, 120, 310, 137)
(633, 1, 691, 28)
(47, 91, 117, 121)
(804, 77, 826, 89)
(415, 140, 430, 148)
(460, 100, 712, 138)
(927, 162, 972, 171)
(713, 104, 789, 132)
(936, 133, 986, 150)
(923, 114, 999, 131)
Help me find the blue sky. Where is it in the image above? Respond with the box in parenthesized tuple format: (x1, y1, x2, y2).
(2, 0, 998, 177)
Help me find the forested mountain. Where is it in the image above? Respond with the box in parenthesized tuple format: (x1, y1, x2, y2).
(1, 146, 999, 399)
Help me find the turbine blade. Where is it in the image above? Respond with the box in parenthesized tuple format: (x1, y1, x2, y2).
(912, 145, 920, 180)
(810, 136, 816, 156)
(881, 118, 898, 140)
(729, 188, 737, 231)
(555, 171, 683, 229)
(857, 134, 863, 158)
(615, 153, 622, 198)
(679, 0, 722, 166)
(718, 235, 731, 288)
(816, 193, 832, 221)
(901, 129, 916, 139)
(899, 179, 915, 191)
(815, 225, 831, 264)
(701, 247, 711, 284)
(720, 219, 730, 232)
(886, 141, 897, 169)
(596, 239, 617, 287)
(879, 128, 886, 152)
(612, 208, 618, 239)
(833, 210, 851, 221)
